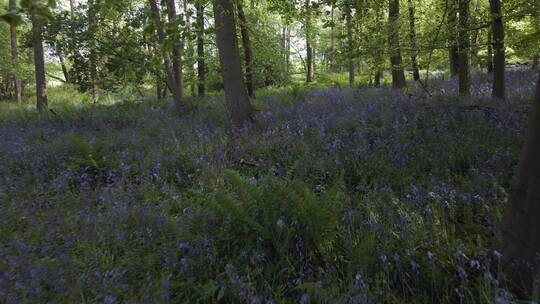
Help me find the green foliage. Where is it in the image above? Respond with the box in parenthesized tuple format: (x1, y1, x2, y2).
(209, 170, 343, 257)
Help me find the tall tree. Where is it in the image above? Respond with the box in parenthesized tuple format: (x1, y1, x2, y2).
(499, 70, 540, 297)
(9, 0, 22, 103)
(214, 0, 254, 126)
(407, 0, 420, 81)
(32, 15, 48, 113)
(487, 29, 493, 74)
(489, 0, 505, 99)
(183, 0, 197, 96)
(373, 1, 384, 87)
(165, 0, 184, 98)
(236, 0, 255, 98)
(88, 0, 99, 102)
(196, 0, 205, 96)
(148, 0, 182, 107)
(69, 0, 75, 17)
(345, 0, 354, 87)
(388, 0, 406, 88)
(447, 0, 459, 77)
(305, 0, 314, 82)
(458, 0, 470, 96)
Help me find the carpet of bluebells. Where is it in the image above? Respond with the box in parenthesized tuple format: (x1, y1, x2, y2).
(0, 71, 537, 303)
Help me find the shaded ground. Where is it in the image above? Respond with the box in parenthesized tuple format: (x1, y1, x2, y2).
(0, 70, 537, 303)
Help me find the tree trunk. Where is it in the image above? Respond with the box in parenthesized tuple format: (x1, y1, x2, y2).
(69, 0, 75, 17)
(388, 0, 407, 89)
(329, 4, 334, 72)
(88, 0, 99, 102)
(407, 0, 420, 81)
(490, 0, 505, 99)
(9, 0, 22, 103)
(149, 0, 182, 107)
(374, 71, 381, 87)
(305, 0, 314, 83)
(499, 70, 540, 298)
(236, 0, 255, 98)
(286, 26, 291, 75)
(32, 16, 48, 113)
(458, 0, 470, 96)
(533, 1, 539, 70)
(487, 29, 493, 74)
(447, 0, 459, 77)
(214, 0, 254, 127)
(345, 0, 354, 87)
(184, 0, 197, 96)
(166, 0, 184, 98)
(196, 2, 206, 96)
(58, 46, 71, 83)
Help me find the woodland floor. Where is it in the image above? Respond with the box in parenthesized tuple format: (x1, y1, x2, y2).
(0, 70, 537, 303)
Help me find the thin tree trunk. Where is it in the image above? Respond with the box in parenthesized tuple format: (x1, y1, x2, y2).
(490, 0, 505, 99)
(9, 0, 22, 103)
(183, 0, 197, 96)
(69, 0, 75, 17)
(470, 2, 481, 70)
(305, 0, 314, 82)
(448, 0, 459, 77)
(374, 2, 383, 87)
(58, 46, 70, 83)
(407, 0, 420, 81)
(374, 71, 381, 87)
(32, 16, 48, 113)
(286, 26, 291, 75)
(388, 0, 407, 89)
(344, 0, 354, 87)
(533, 1, 539, 70)
(166, 0, 184, 98)
(458, 0, 470, 96)
(196, 1, 205, 96)
(149, 0, 182, 107)
(499, 70, 540, 297)
(236, 0, 255, 98)
(329, 4, 334, 72)
(88, 0, 99, 102)
(214, 0, 254, 126)
(487, 28, 493, 74)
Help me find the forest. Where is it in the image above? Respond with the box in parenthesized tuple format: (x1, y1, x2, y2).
(0, 0, 539, 302)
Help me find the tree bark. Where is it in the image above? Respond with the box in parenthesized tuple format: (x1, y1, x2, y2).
(286, 25, 291, 75)
(149, 0, 182, 107)
(458, 0, 470, 96)
(9, 0, 22, 103)
(166, 0, 184, 98)
(184, 0, 197, 96)
(214, 0, 254, 127)
(58, 45, 71, 83)
(388, 0, 407, 89)
(32, 16, 48, 113)
(407, 0, 420, 81)
(236, 0, 255, 98)
(329, 4, 334, 72)
(447, 0, 459, 77)
(487, 28, 493, 74)
(490, 0, 505, 99)
(196, 1, 206, 96)
(374, 2, 384, 87)
(345, 0, 354, 87)
(88, 0, 99, 102)
(305, 0, 314, 83)
(69, 0, 75, 17)
(499, 70, 540, 297)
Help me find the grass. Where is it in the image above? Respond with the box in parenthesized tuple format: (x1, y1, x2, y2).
(0, 70, 537, 303)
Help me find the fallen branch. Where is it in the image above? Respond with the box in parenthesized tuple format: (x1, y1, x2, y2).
(46, 73, 67, 83)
